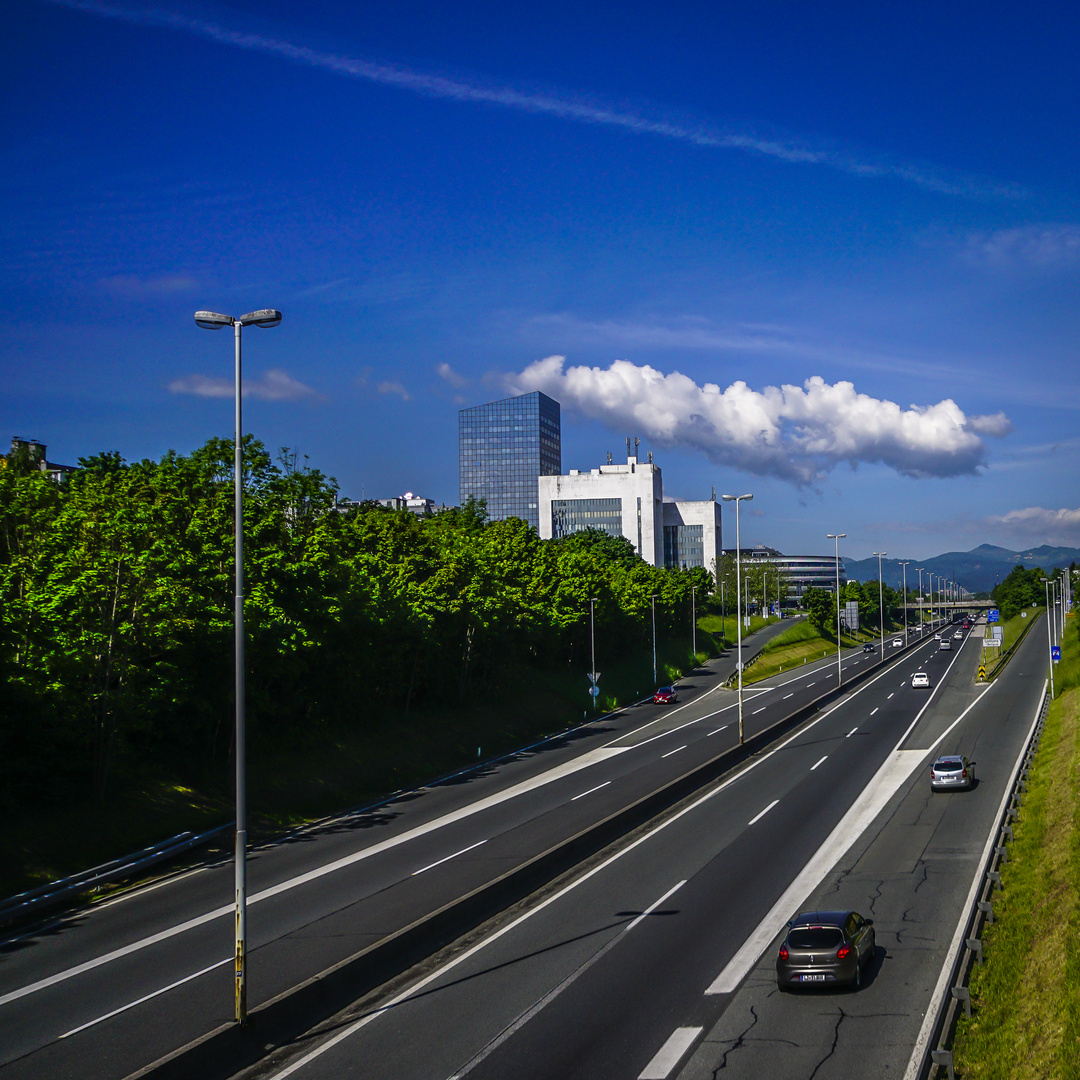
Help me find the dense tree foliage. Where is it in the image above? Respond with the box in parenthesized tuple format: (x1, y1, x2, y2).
(0, 439, 707, 807)
(990, 565, 1048, 621)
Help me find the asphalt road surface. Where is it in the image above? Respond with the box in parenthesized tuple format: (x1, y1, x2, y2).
(0, 617, 1005, 1080)
(231, 617, 1043, 1080)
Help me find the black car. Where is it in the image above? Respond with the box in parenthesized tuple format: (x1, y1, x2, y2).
(776, 910, 875, 990)
(862, 643, 875, 653)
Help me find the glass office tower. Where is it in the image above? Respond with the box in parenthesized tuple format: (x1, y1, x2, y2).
(458, 391, 561, 529)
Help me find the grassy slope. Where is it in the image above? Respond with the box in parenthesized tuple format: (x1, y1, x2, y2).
(953, 614, 1078, 1078)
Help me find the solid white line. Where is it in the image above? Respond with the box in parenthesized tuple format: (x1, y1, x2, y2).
(902, 680, 1047, 1080)
(706, 725, 728, 736)
(412, 839, 487, 876)
(705, 684, 997, 996)
(811, 756, 828, 771)
(638, 1027, 704, 1079)
(662, 745, 687, 759)
(748, 800, 779, 826)
(59, 958, 231, 1038)
(846, 727, 859, 738)
(571, 781, 612, 801)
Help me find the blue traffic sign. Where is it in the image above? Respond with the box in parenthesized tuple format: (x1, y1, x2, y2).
(1052, 646, 1062, 662)
(988, 609, 1000, 622)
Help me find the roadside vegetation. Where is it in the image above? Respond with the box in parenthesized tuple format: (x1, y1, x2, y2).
(980, 607, 1042, 678)
(952, 611, 1078, 1078)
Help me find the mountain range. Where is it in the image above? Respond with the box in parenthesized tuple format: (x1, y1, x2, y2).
(843, 544, 1080, 595)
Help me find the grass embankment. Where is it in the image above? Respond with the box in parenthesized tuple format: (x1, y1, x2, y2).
(952, 613, 1078, 1078)
(980, 607, 1042, 679)
(742, 618, 899, 685)
(1, 620, 722, 899)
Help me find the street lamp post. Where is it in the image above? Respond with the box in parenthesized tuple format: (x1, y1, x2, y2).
(1046, 578, 1056, 699)
(899, 561, 910, 645)
(651, 593, 658, 688)
(722, 494, 753, 743)
(827, 533, 846, 687)
(873, 552, 887, 660)
(916, 568, 924, 632)
(691, 585, 698, 667)
(194, 308, 282, 1025)
(589, 597, 599, 709)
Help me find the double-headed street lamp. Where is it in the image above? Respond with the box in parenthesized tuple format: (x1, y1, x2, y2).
(691, 585, 698, 666)
(827, 533, 846, 686)
(194, 308, 282, 1025)
(722, 494, 753, 743)
(873, 552, 887, 659)
(650, 593, 658, 687)
(589, 597, 600, 709)
(916, 567, 924, 630)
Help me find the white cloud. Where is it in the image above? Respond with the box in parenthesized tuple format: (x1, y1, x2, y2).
(377, 380, 412, 401)
(168, 369, 320, 402)
(987, 506, 1080, 547)
(505, 355, 1012, 484)
(961, 224, 1080, 268)
(53, 0, 1016, 198)
(437, 362, 469, 389)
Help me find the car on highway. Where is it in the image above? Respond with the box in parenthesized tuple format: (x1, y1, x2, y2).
(891, 638, 903, 648)
(863, 643, 875, 653)
(911, 672, 930, 688)
(939, 639, 952, 650)
(776, 910, 876, 990)
(953, 630, 963, 639)
(931, 754, 975, 791)
(653, 686, 678, 704)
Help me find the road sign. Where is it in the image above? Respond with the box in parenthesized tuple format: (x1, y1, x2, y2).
(978, 665, 986, 680)
(992, 626, 1003, 639)
(988, 609, 1000, 623)
(587, 672, 601, 685)
(1052, 646, 1062, 661)
(982, 637, 1002, 647)
(589, 685, 600, 696)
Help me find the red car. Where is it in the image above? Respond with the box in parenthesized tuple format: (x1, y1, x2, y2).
(653, 686, 678, 704)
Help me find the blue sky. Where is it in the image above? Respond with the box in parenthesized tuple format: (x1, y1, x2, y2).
(4, 0, 1079, 563)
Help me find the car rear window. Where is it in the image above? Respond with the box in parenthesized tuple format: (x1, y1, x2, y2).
(935, 761, 963, 772)
(788, 927, 844, 949)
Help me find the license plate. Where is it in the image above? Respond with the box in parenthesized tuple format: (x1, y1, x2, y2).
(802, 973, 827, 982)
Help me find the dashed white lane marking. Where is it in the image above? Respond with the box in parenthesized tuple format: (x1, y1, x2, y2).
(811, 756, 828, 771)
(446, 881, 690, 1080)
(888, 692, 895, 699)
(705, 683, 995, 996)
(59, 958, 231, 1038)
(846, 727, 859, 738)
(638, 1027, 704, 1079)
(752, 707, 767, 714)
(571, 781, 612, 801)
(412, 839, 488, 876)
(662, 745, 687, 759)
(748, 800, 779, 826)
(783, 693, 794, 700)
(807, 682, 815, 687)
(707, 725, 728, 736)
(870, 707, 879, 716)
(633, 719, 700, 749)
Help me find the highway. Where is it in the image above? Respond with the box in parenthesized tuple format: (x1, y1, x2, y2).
(227, 616, 1044, 1080)
(0, 615, 1031, 1080)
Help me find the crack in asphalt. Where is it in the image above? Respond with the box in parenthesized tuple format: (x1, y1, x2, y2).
(867, 878, 884, 917)
(913, 860, 931, 894)
(710, 1005, 761, 1074)
(805, 1008, 846, 1080)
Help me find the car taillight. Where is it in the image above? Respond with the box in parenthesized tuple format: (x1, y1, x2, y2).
(779, 945, 789, 961)
(836, 945, 852, 960)
(961, 770, 967, 779)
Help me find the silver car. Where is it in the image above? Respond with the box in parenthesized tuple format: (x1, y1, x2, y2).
(930, 754, 975, 791)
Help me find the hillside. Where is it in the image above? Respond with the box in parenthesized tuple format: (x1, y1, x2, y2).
(843, 544, 1080, 593)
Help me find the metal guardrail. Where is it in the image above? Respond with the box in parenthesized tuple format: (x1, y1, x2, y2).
(0, 824, 232, 927)
(912, 681, 1049, 1079)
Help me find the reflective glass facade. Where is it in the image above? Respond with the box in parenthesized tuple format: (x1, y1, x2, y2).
(664, 523, 704, 568)
(551, 498, 623, 539)
(458, 391, 561, 529)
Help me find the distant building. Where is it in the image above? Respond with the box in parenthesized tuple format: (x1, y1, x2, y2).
(538, 446, 722, 571)
(5, 437, 77, 483)
(729, 545, 847, 600)
(458, 391, 561, 529)
(376, 492, 438, 516)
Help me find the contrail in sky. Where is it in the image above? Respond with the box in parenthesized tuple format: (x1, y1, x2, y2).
(51, 0, 1018, 199)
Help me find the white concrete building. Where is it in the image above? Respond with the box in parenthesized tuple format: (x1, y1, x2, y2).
(538, 451, 722, 573)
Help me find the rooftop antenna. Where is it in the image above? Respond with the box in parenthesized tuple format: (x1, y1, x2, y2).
(626, 436, 632, 458)
(634, 437, 640, 457)
(607, 450, 613, 464)
(648, 450, 653, 464)
(711, 485, 716, 501)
